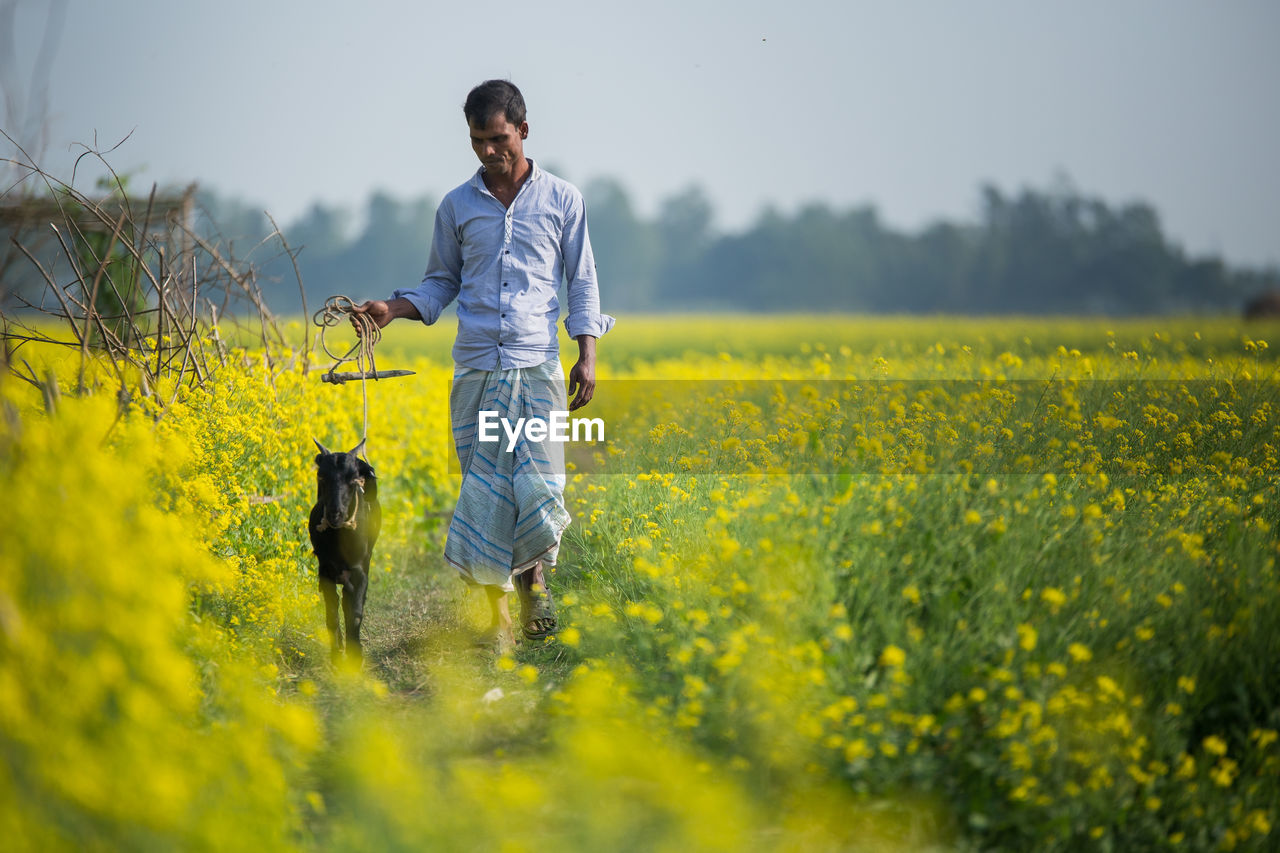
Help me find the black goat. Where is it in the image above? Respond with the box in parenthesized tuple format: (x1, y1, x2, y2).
(309, 438, 381, 664)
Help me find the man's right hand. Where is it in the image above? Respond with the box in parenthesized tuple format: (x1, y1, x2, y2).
(352, 297, 420, 332)
(353, 299, 393, 330)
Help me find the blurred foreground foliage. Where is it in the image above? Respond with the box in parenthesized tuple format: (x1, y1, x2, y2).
(1, 315, 1279, 851)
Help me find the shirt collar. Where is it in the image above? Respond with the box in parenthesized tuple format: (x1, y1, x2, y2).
(472, 158, 541, 192)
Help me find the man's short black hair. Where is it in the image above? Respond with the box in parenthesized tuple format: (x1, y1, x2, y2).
(464, 80, 527, 128)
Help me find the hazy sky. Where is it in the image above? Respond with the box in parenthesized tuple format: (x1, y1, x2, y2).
(4, 0, 1278, 267)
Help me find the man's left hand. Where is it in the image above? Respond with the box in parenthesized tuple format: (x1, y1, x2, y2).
(567, 357, 595, 410)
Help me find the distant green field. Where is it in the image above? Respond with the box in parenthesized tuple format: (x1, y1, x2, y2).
(287, 311, 1280, 367)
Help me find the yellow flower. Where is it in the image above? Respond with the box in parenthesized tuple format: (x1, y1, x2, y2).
(1202, 735, 1228, 757)
(879, 645, 906, 668)
(1210, 757, 1238, 787)
(1016, 623, 1037, 652)
(1041, 587, 1067, 612)
(844, 739, 870, 762)
(1096, 676, 1123, 698)
(1067, 643, 1092, 663)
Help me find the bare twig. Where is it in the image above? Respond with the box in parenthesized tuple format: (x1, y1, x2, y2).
(265, 210, 309, 370)
(2, 147, 306, 420)
(11, 234, 85, 348)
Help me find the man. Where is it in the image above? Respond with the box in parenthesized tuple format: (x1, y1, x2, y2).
(355, 80, 613, 648)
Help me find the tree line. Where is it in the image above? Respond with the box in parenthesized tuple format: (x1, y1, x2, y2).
(6, 175, 1276, 317)
(574, 177, 1276, 315)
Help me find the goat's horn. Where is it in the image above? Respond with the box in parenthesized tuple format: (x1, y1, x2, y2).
(349, 437, 367, 458)
(313, 438, 333, 455)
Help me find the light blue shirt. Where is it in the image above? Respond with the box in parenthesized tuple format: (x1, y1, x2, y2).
(393, 159, 615, 370)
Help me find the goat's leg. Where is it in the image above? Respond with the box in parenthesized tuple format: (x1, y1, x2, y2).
(320, 577, 342, 662)
(341, 566, 368, 664)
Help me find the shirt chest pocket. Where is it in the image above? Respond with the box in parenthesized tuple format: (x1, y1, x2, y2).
(515, 213, 563, 256)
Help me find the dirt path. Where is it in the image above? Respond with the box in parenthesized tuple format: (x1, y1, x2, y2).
(359, 560, 479, 695)
(353, 531, 581, 699)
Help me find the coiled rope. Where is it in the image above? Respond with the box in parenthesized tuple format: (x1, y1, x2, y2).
(314, 295, 381, 376)
(312, 295, 382, 448)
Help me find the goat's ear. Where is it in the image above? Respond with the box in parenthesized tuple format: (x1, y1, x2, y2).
(348, 437, 367, 459)
(313, 438, 332, 456)
(357, 457, 376, 479)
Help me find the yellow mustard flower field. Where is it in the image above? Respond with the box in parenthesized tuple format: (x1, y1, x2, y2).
(2, 315, 1278, 851)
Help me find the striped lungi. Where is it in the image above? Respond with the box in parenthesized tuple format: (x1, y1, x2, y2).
(444, 359, 570, 590)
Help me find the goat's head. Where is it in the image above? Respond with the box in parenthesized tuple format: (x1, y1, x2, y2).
(313, 438, 375, 531)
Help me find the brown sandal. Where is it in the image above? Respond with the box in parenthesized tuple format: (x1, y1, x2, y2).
(515, 564, 559, 640)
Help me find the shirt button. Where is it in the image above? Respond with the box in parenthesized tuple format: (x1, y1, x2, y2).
(503, 282, 508, 287)
(501, 313, 506, 318)
(498, 342, 504, 347)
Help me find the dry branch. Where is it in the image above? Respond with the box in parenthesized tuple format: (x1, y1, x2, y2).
(1, 148, 309, 417)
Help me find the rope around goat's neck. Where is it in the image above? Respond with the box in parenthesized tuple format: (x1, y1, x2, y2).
(313, 295, 379, 452)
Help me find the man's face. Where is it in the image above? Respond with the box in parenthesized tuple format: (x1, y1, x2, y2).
(469, 113, 527, 179)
